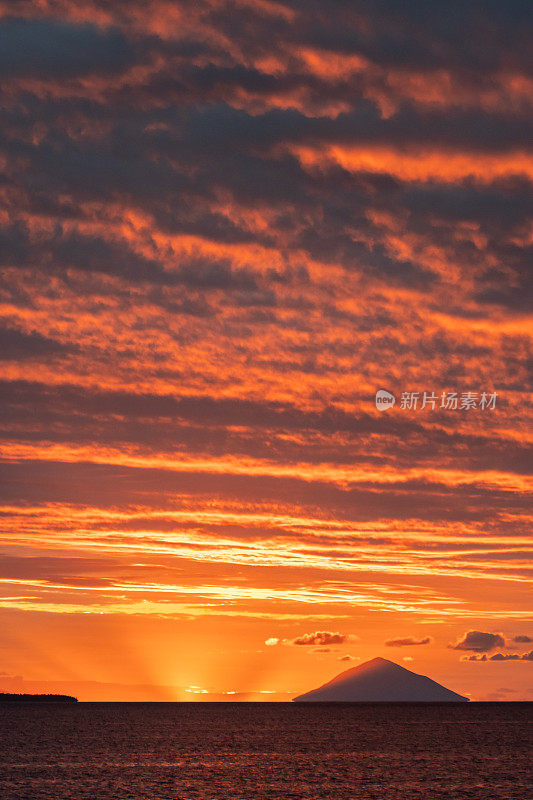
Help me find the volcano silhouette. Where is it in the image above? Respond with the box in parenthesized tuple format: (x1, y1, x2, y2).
(293, 657, 469, 702)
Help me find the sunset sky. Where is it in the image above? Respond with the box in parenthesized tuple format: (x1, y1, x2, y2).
(0, 0, 532, 702)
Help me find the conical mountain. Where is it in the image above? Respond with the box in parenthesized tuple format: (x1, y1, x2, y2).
(293, 657, 469, 702)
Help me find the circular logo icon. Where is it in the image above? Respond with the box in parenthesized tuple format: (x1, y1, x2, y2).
(375, 389, 396, 411)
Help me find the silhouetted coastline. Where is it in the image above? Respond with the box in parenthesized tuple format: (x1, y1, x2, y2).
(0, 693, 77, 703)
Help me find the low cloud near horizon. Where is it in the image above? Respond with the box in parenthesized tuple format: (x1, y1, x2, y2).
(449, 631, 505, 653)
(463, 651, 533, 662)
(265, 631, 358, 647)
(385, 636, 432, 647)
(293, 631, 357, 646)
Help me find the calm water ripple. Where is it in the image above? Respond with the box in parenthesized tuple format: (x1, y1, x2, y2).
(0, 702, 531, 799)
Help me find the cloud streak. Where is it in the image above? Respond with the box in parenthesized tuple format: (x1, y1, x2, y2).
(385, 636, 432, 647)
(292, 631, 356, 646)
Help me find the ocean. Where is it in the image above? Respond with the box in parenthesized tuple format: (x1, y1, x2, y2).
(0, 702, 531, 799)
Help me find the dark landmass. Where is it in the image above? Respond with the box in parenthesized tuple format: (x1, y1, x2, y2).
(0, 693, 77, 702)
(293, 657, 469, 702)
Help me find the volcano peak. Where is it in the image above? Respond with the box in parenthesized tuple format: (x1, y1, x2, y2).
(293, 657, 468, 702)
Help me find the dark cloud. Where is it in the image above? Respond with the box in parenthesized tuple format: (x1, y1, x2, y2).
(0, 555, 119, 581)
(513, 635, 533, 643)
(0, 18, 134, 78)
(2, 381, 531, 488)
(0, 223, 260, 290)
(180, 102, 533, 155)
(3, 0, 527, 89)
(196, 0, 533, 90)
(450, 631, 505, 652)
(466, 650, 533, 661)
(1, 91, 531, 299)
(298, 0, 533, 75)
(385, 636, 432, 647)
(0, 223, 165, 283)
(0, 326, 75, 360)
(292, 631, 354, 646)
(490, 652, 531, 661)
(474, 284, 533, 314)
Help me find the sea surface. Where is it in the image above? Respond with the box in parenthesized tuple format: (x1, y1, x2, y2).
(0, 702, 531, 799)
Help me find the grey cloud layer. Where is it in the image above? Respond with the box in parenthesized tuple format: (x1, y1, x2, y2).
(0, 18, 134, 77)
